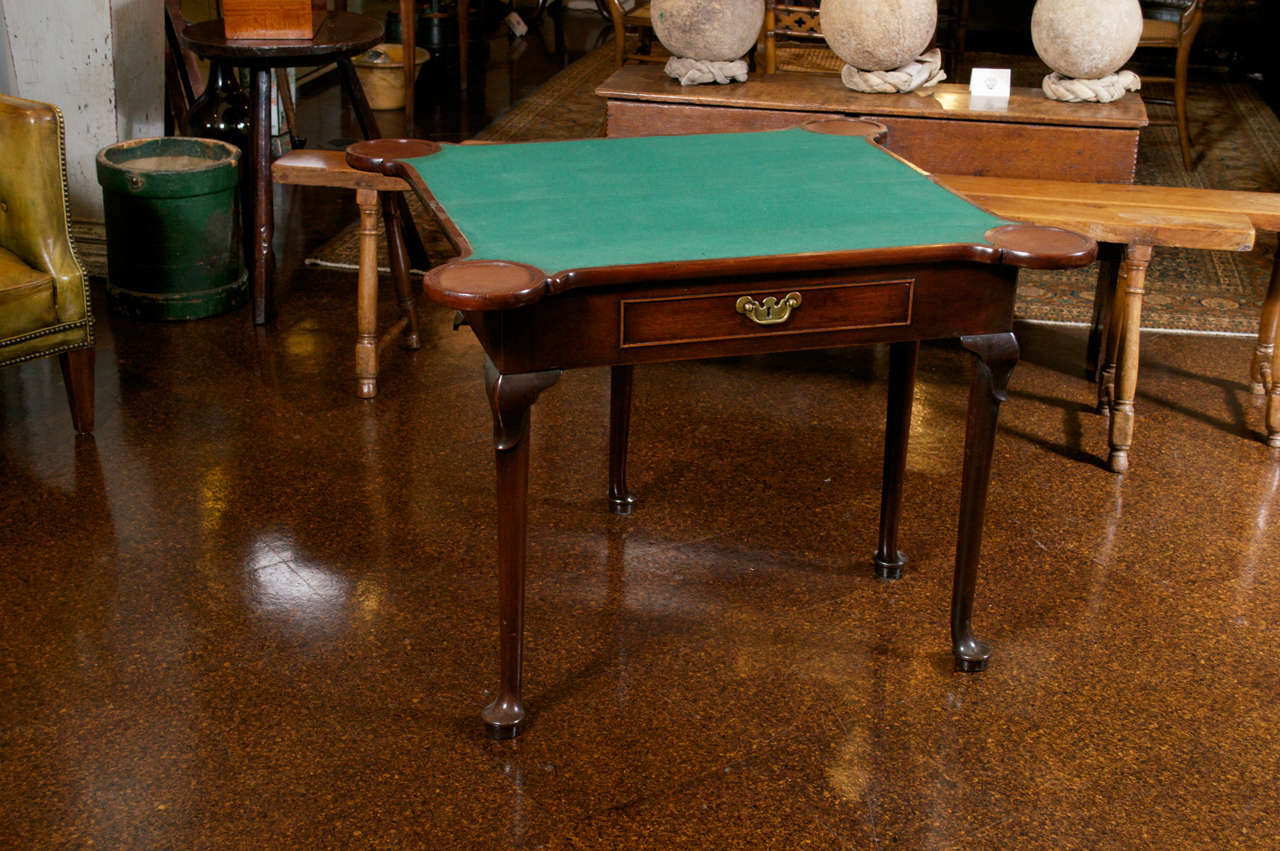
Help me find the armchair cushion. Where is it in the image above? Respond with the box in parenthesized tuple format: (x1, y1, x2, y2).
(0, 246, 57, 339)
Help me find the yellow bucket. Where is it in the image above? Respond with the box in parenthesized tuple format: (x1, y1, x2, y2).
(354, 43, 430, 110)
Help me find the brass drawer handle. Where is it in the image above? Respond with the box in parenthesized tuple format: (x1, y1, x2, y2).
(735, 292, 802, 326)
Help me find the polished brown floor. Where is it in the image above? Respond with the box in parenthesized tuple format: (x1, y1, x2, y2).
(5, 14, 1280, 850)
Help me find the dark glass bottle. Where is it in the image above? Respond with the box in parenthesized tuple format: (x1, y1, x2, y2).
(184, 61, 252, 269)
(185, 62, 251, 153)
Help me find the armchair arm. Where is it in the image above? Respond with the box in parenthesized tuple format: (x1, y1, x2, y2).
(0, 95, 89, 326)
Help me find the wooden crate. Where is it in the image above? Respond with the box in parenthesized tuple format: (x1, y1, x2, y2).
(222, 0, 320, 40)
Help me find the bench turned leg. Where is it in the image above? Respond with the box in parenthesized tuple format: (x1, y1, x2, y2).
(608, 364, 638, 515)
(1107, 243, 1153, 474)
(1269, 368, 1280, 448)
(874, 340, 917, 580)
(1097, 247, 1128, 416)
(1250, 252, 1280, 396)
(1266, 255, 1280, 447)
(1088, 242, 1122, 379)
(355, 188, 381, 399)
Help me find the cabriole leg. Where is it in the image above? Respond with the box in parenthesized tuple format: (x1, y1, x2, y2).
(481, 357, 562, 739)
(608, 364, 637, 515)
(874, 340, 918, 579)
(953, 332, 1019, 673)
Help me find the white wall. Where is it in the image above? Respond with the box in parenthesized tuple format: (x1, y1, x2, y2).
(0, 0, 163, 220)
(0, 1, 15, 96)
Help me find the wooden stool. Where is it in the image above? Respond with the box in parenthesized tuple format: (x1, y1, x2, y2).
(272, 148, 422, 398)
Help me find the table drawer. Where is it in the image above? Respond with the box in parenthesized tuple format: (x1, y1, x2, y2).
(619, 279, 914, 349)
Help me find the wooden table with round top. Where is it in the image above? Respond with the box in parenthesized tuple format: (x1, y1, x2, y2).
(183, 12, 400, 325)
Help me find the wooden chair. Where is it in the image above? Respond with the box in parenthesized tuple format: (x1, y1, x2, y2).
(1138, 0, 1203, 170)
(163, 0, 204, 134)
(936, 0, 969, 79)
(763, 1, 964, 77)
(398, 0, 471, 128)
(762, 1, 835, 75)
(0, 95, 95, 432)
(602, 1, 662, 69)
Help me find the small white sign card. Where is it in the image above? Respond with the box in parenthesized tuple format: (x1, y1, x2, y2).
(968, 67, 1012, 109)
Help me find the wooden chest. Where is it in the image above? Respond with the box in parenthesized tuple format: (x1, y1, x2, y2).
(221, 0, 320, 40)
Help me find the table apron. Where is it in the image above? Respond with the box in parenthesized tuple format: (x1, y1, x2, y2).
(467, 263, 1019, 373)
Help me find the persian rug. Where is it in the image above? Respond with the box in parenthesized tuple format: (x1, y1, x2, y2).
(307, 46, 1280, 336)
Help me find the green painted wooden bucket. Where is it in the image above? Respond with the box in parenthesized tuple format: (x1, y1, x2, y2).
(96, 137, 247, 320)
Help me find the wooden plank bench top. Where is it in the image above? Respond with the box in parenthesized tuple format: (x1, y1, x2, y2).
(936, 174, 1258, 252)
(935, 172, 1280, 467)
(938, 174, 1280, 234)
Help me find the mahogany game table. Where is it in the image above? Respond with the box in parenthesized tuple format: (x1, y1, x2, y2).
(348, 120, 1096, 739)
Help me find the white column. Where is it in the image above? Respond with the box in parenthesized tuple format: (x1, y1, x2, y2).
(0, 0, 163, 220)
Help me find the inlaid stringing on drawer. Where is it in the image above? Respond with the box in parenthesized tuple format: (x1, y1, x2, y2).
(618, 278, 914, 349)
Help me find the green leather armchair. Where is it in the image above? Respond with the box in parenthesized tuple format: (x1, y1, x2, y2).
(0, 94, 95, 432)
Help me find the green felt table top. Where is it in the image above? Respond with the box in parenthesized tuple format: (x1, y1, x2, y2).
(401, 127, 1010, 276)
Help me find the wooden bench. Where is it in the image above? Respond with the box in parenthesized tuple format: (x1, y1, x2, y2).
(937, 174, 1280, 469)
(272, 148, 422, 398)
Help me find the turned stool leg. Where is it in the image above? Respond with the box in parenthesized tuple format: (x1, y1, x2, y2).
(382, 191, 422, 351)
(1269, 348, 1280, 448)
(355, 187, 381, 399)
(1108, 243, 1153, 474)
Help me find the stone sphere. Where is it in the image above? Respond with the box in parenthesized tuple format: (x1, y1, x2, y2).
(651, 0, 765, 62)
(819, 0, 937, 72)
(1031, 0, 1143, 79)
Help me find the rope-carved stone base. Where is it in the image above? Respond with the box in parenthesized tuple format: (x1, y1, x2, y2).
(664, 57, 749, 86)
(840, 48, 945, 94)
(1042, 70, 1141, 103)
